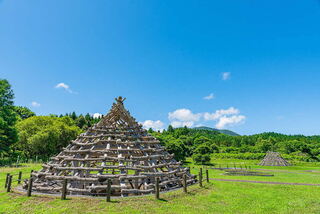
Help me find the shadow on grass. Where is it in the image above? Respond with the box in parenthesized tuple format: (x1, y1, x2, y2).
(106, 200, 120, 204)
(157, 198, 168, 202)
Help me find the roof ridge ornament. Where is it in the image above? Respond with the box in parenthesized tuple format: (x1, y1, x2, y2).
(115, 96, 126, 105)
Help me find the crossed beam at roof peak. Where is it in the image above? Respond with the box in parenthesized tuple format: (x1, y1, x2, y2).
(115, 96, 126, 104)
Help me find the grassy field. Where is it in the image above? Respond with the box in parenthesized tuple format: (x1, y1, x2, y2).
(1, 160, 320, 214)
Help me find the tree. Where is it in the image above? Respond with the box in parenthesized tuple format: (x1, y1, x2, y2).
(165, 139, 186, 162)
(0, 79, 18, 155)
(14, 106, 35, 120)
(194, 144, 211, 155)
(194, 136, 211, 146)
(167, 125, 174, 133)
(192, 153, 211, 165)
(70, 112, 77, 120)
(76, 115, 87, 129)
(13, 116, 82, 158)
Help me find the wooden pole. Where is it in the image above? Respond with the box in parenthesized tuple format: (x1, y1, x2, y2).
(4, 173, 9, 188)
(27, 177, 33, 197)
(199, 168, 203, 187)
(183, 174, 187, 193)
(6, 175, 12, 192)
(206, 169, 209, 183)
(155, 177, 160, 199)
(61, 179, 68, 200)
(106, 179, 111, 202)
(18, 171, 22, 184)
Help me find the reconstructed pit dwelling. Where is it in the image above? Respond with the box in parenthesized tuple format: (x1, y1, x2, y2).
(259, 151, 291, 166)
(25, 97, 196, 196)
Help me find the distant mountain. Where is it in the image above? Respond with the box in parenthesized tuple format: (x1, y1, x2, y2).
(193, 126, 240, 136)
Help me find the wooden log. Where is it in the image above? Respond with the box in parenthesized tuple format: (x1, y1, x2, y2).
(72, 140, 160, 146)
(119, 175, 147, 180)
(18, 171, 22, 184)
(146, 177, 193, 188)
(121, 189, 154, 194)
(131, 154, 174, 161)
(34, 186, 61, 191)
(106, 179, 111, 202)
(90, 185, 121, 190)
(183, 174, 187, 193)
(155, 177, 160, 200)
(63, 148, 165, 154)
(141, 169, 179, 177)
(45, 175, 97, 181)
(61, 179, 67, 200)
(78, 165, 139, 171)
(98, 174, 123, 179)
(206, 169, 209, 183)
(138, 163, 181, 169)
(4, 173, 9, 188)
(6, 175, 12, 192)
(27, 177, 33, 197)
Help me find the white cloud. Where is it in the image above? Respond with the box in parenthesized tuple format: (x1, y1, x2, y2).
(168, 108, 201, 128)
(203, 93, 215, 100)
(215, 115, 246, 129)
(170, 121, 194, 128)
(92, 113, 103, 119)
(204, 107, 239, 121)
(55, 82, 75, 94)
(167, 106, 245, 129)
(222, 72, 231, 80)
(141, 120, 164, 131)
(31, 101, 40, 107)
(168, 109, 201, 122)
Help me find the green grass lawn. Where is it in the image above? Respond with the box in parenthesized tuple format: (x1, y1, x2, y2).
(1, 160, 320, 214)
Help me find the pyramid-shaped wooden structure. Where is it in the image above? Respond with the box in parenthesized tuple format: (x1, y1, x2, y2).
(26, 97, 196, 196)
(259, 151, 291, 166)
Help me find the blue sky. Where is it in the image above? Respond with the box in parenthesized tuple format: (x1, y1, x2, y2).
(1, 0, 320, 135)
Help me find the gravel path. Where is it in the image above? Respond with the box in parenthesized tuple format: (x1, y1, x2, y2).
(211, 178, 320, 186)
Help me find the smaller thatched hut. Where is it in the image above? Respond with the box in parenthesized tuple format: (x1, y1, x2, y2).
(259, 151, 291, 166)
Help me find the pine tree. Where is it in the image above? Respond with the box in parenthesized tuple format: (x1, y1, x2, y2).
(167, 125, 174, 133)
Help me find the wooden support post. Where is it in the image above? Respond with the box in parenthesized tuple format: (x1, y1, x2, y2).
(206, 169, 209, 183)
(155, 177, 160, 200)
(199, 168, 203, 187)
(27, 177, 33, 197)
(183, 174, 187, 193)
(6, 175, 12, 192)
(61, 179, 67, 200)
(18, 171, 22, 184)
(106, 179, 111, 202)
(4, 173, 10, 188)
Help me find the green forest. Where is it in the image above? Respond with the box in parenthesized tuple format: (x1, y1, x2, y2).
(1, 78, 320, 165)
